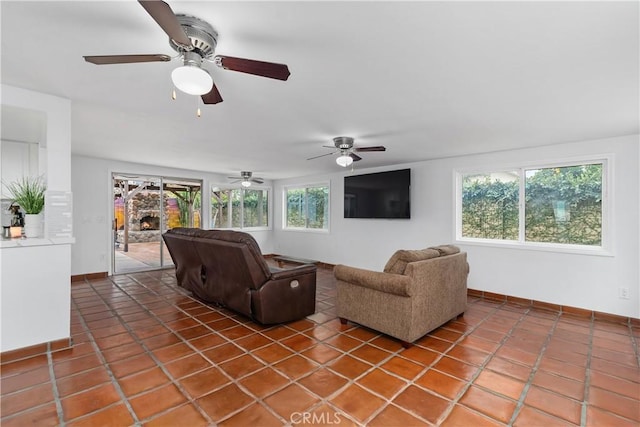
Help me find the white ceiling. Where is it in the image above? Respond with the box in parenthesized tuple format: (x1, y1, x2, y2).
(1, 1, 638, 179)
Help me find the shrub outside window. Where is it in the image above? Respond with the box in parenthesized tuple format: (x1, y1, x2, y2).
(524, 164, 602, 246)
(461, 171, 519, 241)
(211, 187, 269, 229)
(284, 184, 329, 230)
(458, 159, 607, 250)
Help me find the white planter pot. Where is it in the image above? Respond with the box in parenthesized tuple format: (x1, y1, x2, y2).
(24, 213, 43, 238)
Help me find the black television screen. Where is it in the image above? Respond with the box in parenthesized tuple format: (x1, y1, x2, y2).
(344, 168, 411, 219)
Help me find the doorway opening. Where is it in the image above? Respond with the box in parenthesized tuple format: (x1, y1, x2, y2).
(112, 174, 202, 274)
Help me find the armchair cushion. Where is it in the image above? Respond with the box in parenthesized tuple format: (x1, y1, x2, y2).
(383, 248, 440, 275)
(429, 244, 461, 256)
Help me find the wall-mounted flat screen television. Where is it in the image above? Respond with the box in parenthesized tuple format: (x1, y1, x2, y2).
(344, 168, 411, 219)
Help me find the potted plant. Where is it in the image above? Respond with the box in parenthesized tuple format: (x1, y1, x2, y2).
(4, 176, 46, 237)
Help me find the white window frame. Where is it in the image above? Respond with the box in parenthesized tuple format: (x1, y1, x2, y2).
(282, 182, 330, 233)
(455, 155, 613, 256)
(210, 185, 271, 231)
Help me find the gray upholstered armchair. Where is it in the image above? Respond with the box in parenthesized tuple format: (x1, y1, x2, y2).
(335, 245, 469, 346)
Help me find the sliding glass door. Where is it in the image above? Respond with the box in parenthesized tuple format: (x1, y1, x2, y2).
(161, 178, 202, 268)
(112, 173, 202, 274)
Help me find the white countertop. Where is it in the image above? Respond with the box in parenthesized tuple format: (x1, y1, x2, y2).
(0, 236, 75, 248)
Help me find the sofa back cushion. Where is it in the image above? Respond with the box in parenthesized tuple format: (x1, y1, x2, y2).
(162, 230, 205, 297)
(163, 228, 272, 316)
(383, 248, 440, 275)
(181, 228, 271, 287)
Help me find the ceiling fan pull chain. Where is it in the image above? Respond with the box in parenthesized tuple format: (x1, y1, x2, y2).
(171, 87, 177, 100)
(196, 96, 202, 118)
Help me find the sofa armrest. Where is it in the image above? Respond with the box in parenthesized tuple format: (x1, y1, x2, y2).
(334, 265, 412, 297)
(270, 264, 317, 281)
(254, 269, 317, 324)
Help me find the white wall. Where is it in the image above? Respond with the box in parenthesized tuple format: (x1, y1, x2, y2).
(71, 155, 274, 276)
(273, 135, 639, 318)
(0, 141, 39, 199)
(1, 85, 73, 352)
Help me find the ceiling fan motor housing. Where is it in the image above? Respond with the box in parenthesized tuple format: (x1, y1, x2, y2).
(333, 136, 354, 149)
(169, 14, 218, 59)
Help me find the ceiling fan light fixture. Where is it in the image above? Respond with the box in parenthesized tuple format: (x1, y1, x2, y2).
(241, 180, 252, 188)
(171, 64, 213, 95)
(336, 154, 353, 167)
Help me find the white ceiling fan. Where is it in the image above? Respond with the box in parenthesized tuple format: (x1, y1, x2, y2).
(227, 171, 264, 187)
(307, 136, 387, 167)
(83, 0, 290, 108)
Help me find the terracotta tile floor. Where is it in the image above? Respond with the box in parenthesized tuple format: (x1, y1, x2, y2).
(2, 265, 639, 426)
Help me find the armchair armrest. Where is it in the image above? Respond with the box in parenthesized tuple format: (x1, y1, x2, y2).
(334, 265, 412, 297)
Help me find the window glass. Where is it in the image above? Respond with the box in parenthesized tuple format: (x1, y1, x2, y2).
(286, 188, 306, 228)
(285, 185, 329, 230)
(458, 160, 605, 249)
(525, 164, 602, 245)
(243, 188, 269, 228)
(461, 171, 519, 240)
(307, 186, 329, 229)
(212, 187, 268, 229)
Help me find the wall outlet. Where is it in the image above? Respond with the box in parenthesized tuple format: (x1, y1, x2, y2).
(619, 287, 630, 299)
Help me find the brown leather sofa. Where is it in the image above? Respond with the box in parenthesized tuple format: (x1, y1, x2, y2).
(163, 228, 317, 324)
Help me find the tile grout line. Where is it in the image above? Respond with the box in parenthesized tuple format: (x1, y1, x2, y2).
(111, 271, 344, 425)
(436, 301, 545, 426)
(507, 309, 562, 426)
(313, 329, 404, 426)
(629, 321, 640, 368)
(6, 269, 638, 426)
(94, 273, 223, 425)
(96, 275, 605, 426)
(361, 299, 508, 425)
(214, 276, 356, 425)
(579, 314, 595, 427)
(46, 343, 67, 427)
(241, 320, 386, 426)
(70, 290, 143, 426)
(340, 298, 497, 425)
(193, 298, 396, 425)
(447, 303, 530, 415)
(285, 326, 405, 427)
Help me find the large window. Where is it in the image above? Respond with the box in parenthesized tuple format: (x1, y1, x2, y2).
(211, 187, 269, 229)
(457, 159, 607, 251)
(284, 184, 329, 230)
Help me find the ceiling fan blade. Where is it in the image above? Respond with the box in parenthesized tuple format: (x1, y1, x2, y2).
(355, 146, 386, 152)
(307, 151, 337, 161)
(350, 153, 363, 162)
(214, 55, 291, 81)
(228, 179, 241, 183)
(138, 0, 192, 49)
(84, 54, 171, 65)
(251, 178, 264, 184)
(201, 84, 223, 104)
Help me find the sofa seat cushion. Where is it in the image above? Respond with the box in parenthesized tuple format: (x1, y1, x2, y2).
(383, 248, 440, 275)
